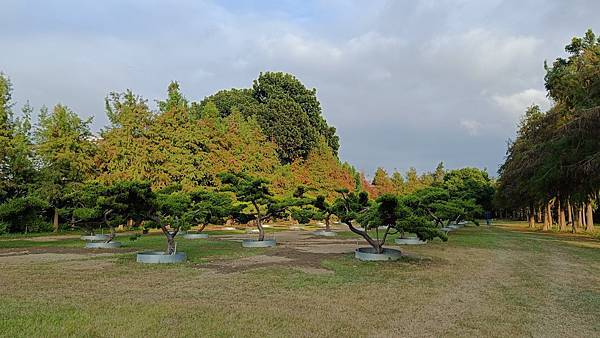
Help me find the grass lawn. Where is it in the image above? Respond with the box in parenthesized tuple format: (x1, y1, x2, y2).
(1, 222, 599, 337)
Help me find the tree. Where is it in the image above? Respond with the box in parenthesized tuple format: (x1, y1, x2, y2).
(150, 186, 194, 254)
(496, 30, 600, 231)
(313, 195, 335, 232)
(0, 195, 48, 233)
(390, 170, 406, 194)
(433, 162, 446, 184)
(0, 73, 13, 168)
(443, 167, 494, 213)
(252, 71, 339, 157)
(97, 90, 155, 185)
(1, 103, 37, 202)
(187, 189, 241, 233)
(331, 190, 446, 254)
(61, 182, 109, 237)
(34, 104, 97, 231)
(198, 72, 340, 164)
(372, 167, 394, 195)
(404, 187, 482, 227)
(219, 172, 306, 241)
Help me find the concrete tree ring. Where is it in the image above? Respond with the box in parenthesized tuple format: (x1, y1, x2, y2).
(242, 239, 276, 248)
(183, 233, 209, 239)
(395, 237, 427, 245)
(313, 230, 337, 237)
(355, 247, 402, 261)
(81, 234, 110, 241)
(136, 251, 187, 264)
(85, 241, 122, 249)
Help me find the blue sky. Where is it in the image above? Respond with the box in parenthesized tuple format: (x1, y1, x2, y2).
(1, 0, 597, 176)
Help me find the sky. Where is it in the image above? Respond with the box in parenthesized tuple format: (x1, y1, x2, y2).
(1, 0, 598, 176)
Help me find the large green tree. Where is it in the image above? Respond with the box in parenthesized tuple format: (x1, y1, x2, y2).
(34, 104, 97, 231)
(199, 72, 340, 163)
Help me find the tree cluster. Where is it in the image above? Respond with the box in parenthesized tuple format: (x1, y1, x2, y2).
(0, 71, 358, 234)
(496, 30, 599, 232)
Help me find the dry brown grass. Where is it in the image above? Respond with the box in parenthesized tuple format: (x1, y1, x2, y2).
(1, 224, 599, 337)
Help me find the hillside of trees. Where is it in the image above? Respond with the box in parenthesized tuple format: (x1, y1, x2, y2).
(0, 68, 497, 234)
(496, 29, 599, 231)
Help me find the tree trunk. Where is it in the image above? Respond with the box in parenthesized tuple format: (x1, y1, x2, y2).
(106, 226, 116, 243)
(325, 214, 331, 232)
(345, 220, 384, 253)
(151, 215, 178, 254)
(252, 201, 265, 241)
(573, 206, 579, 233)
(198, 223, 207, 233)
(166, 232, 176, 254)
(53, 208, 59, 232)
(542, 203, 550, 231)
(586, 202, 595, 232)
(528, 204, 535, 228)
(580, 204, 586, 228)
(558, 200, 566, 231)
(537, 207, 542, 223)
(567, 200, 573, 226)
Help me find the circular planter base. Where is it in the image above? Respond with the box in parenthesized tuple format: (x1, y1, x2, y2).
(221, 227, 237, 231)
(313, 230, 337, 237)
(137, 251, 187, 264)
(81, 234, 110, 241)
(441, 227, 454, 232)
(395, 237, 426, 245)
(183, 233, 208, 239)
(355, 247, 402, 261)
(85, 241, 121, 249)
(290, 226, 305, 231)
(242, 239, 276, 248)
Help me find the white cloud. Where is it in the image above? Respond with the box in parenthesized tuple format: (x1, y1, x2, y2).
(492, 88, 552, 118)
(424, 28, 542, 82)
(460, 119, 483, 136)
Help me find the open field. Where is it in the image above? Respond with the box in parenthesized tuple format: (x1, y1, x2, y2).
(1, 222, 599, 337)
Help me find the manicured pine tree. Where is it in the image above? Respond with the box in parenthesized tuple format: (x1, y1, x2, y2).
(219, 172, 307, 241)
(331, 190, 447, 254)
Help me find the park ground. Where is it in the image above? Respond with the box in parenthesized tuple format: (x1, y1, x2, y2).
(0, 222, 599, 337)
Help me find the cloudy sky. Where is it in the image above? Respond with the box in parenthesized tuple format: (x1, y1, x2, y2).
(1, 0, 597, 176)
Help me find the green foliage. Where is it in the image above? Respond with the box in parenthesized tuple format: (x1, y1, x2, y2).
(404, 186, 482, 226)
(98, 90, 155, 184)
(219, 172, 308, 227)
(188, 189, 241, 226)
(199, 72, 340, 163)
(498, 30, 600, 213)
(34, 104, 97, 227)
(0, 195, 49, 233)
(290, 206, 320, 225)
(443, 168, 494, 212)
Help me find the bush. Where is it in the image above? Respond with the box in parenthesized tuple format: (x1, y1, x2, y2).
(0, 222, 8, 235)
(0, 196, 49, 233)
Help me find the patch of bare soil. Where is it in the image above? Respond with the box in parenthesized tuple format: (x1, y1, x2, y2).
(200, 247, 342, 274)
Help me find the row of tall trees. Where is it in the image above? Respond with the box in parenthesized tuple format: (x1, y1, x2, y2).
(0, 72, 357, 233)
(496, 30, 599, 232)
(1, 67, 495, 235)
